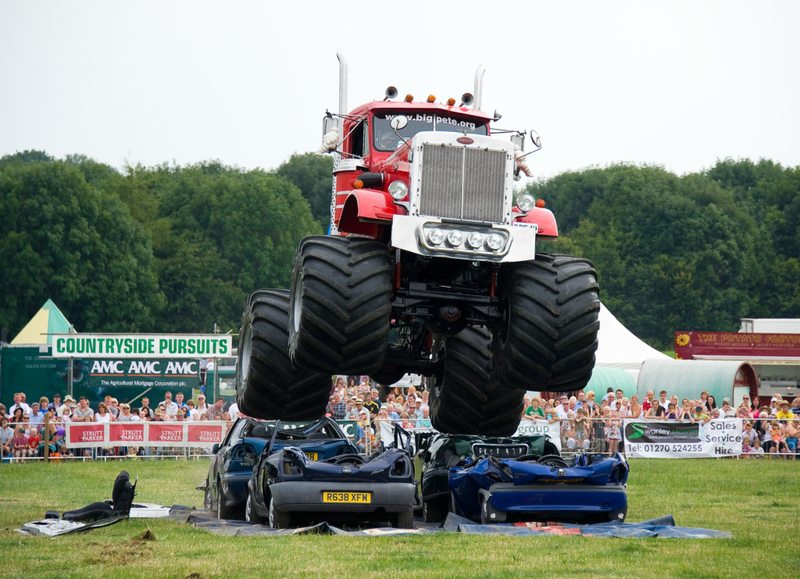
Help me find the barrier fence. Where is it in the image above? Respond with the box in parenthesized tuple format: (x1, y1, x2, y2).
(2, 415, 796, 463)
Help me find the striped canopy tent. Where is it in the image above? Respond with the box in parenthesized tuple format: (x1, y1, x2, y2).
(10, 299, 74, 345)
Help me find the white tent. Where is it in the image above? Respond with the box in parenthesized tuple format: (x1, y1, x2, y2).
(596, 303, 670, 378)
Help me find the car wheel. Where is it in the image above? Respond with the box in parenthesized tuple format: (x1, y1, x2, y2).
(216, 479, 241, 520)
(288, 235, 392, 375)
(480, 498, 491, 525)
(429, 326, 525, 436)
(204, 486, 213, 513)
(393, 507, 414, 529)
(246, 491, 266, 524)
(236, 289, 331, 421)
(423, 496, 448, 523)
(269, 497, 292, 529)
(494, 253, 600, 392)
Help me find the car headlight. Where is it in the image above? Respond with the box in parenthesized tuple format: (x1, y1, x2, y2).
(467, 232, 483, 249)
(487, 233, 505, 250)
(516, 193, 535, 212)
(388, 180, 408, 200)
(428, 228, 444, 245)
(447, 230, 463, 246)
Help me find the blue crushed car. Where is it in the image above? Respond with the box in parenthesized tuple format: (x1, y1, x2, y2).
(418, 432, 560, 523)
(449, 452, 629, 525)
(247, 424, 417, 528)
(201, 416, 355, 520)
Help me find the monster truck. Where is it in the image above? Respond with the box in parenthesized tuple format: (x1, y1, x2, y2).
(237, 52, 600, 435)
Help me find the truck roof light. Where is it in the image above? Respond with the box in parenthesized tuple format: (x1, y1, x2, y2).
(427, 94, 436, 103)
(404, 94, 414, 102)
(447, 97, 456, 106)
(536, 199, 546, 207)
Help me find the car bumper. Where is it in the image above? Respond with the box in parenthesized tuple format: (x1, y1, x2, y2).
(270, 481, 416, 514)
(485, 483, 628, 522)
(219, 471, 252, 506)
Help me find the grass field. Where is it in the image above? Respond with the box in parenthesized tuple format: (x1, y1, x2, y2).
(0, 458, 795, 579)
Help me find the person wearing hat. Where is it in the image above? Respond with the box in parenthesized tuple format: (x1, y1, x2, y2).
(776, 401, 794, 422)
(58, 396, 75, 418)
(48, 393, 62, 412)
(692, 405, 711, 425)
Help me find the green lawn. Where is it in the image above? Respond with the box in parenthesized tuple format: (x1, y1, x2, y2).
(0, 458, 795, 579)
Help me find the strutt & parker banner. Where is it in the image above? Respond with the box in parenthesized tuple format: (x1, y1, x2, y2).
(64, 421, 228, 448)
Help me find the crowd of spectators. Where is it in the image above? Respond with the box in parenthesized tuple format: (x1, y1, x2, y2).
(1, 390, 238, 461)
(324, 376, 431, 453)
(4, 379, 798, 461)
(521, 388, 799, 459)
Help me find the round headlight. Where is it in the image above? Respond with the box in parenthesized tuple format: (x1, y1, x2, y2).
(516, 193, 535, 212)
(467, 232, 483, 249)
(388, 180, 408, 200)
(487, 233, 505, 250)
(447, 230, 463, 246)
(428, 229, 444, 245)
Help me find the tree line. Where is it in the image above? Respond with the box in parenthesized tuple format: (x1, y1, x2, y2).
(0, 151, 331, 339)
(1, 151, 797, 350)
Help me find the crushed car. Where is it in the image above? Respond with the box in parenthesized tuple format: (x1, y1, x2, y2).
(247, 424, 417, 528)
(201, 416, 356, 520)
(419, 432, 628, 524)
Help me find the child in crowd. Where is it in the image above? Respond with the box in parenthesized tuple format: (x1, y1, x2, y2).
(13, 426, 29, 460)
(665, 403, 681, 421)
(575, 408, 589, 451)
(750, 437, 764, 457)
(742, 436, 753, 457)
(607, 411, 621, 453)
(564, 412, 576, 452)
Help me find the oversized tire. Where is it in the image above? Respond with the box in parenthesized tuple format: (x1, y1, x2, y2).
(429, 326, 525, 437)
(237, 289, 331, 421)
(289, 236, 392, 375)
(494, 254, 600, 392)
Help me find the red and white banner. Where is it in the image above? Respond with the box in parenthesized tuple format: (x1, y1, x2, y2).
(64, 421, 228, 448)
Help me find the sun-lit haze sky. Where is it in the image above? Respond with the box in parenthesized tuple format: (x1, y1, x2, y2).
(1, 1, 798, 183)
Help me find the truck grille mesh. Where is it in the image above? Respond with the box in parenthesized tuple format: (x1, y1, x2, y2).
(418, 144, 506, 222)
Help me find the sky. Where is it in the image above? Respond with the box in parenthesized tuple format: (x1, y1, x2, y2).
(1, 1, 798, 183)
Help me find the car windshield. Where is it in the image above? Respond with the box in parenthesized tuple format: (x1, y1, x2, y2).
(373, 112, 488, 151)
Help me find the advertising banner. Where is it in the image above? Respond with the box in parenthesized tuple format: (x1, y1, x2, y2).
(624, 419, 743, 458)
(675, 330, 800, 359)
(514, 419, 562, 452)
(87, 358, 200, 390)
(64, 421, 228, 448)
(52, 334, 233, 359)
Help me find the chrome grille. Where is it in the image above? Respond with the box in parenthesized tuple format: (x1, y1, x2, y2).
(418, 144, 506, 222)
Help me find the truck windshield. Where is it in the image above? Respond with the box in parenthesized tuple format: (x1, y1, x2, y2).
(373, 113, 488, 151)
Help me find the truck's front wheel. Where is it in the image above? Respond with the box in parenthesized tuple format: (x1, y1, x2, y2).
(494, 254, 600, 392)
(288, 236, 392, 376)
(430, 326, 524, 437)
(236, 289, 331, 420)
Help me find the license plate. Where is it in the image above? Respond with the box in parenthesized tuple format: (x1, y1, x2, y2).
(472, 443, 529, 458)
(322, 492, 371, 504)
(305, 452, 318, 461)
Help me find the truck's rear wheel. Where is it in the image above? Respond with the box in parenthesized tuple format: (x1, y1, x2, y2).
(236, 289, 331, 420)
(430, 326, 524, 437)
(494, 254, 600, 392)
(289, 236, 392, 375)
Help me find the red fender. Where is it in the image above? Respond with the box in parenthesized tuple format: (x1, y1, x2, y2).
(513, 206, 559, 239)
(338, 190, 402, 237)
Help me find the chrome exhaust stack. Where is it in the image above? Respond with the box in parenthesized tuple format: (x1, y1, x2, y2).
(337, 50, 348, 117)
(473, 64, 486, 111)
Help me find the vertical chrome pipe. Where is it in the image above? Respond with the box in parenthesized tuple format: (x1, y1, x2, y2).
(474, 64, 486, 111)
(337, 51, 348, 116)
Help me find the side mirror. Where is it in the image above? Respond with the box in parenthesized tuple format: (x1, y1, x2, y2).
(212, 443, 219, 454)
(530, 130, 542, 149)
(390, 115, 408, 131)
(511, 132, 524, 151)
(322, 115, 338, 136)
